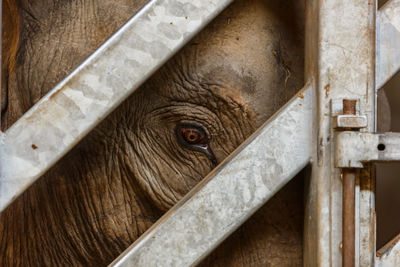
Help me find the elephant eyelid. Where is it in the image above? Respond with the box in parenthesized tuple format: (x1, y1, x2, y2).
(175, 124, 209, 148)
(175, 123, 218, 167)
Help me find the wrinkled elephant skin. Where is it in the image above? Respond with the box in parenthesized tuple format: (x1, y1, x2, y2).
(1, 0, 338, 266)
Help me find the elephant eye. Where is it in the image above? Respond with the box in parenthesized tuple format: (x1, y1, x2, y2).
(175, 123, 217, 166)
(176, 125, 208, 147)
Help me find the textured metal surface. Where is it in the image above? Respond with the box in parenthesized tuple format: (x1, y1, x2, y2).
(110, 85, 312, 267)
(334, 115, 368, 129)
(0, 0, 234, 212)
(304, 0, 376, 266)
(377, 233, 400, 266)
(377, 0, 400, 90)
(0, 0, 396, 264)
(336, 132, 400, 168)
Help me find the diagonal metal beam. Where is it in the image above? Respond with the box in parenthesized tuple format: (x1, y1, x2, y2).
(0, 1, 398, 264)
(377, 0, 400, 90)
(376, 233, 400, 266)
(107, 2, 397, 265)
(110, 84, 312, 267)
(0, 0, 234, 212)
(0, 0, 396, 215)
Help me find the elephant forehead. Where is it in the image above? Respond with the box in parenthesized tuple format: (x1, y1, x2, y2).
(159, 0, 304, 125)
(150, 47, 293, 129)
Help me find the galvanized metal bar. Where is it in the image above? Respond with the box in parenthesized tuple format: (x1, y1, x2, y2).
(336, 132, 400, 168)
(334, 115, 368, 129)
(304, 0, 376, 266)
(0, 0, 395, 263)
(376, 233, 400, 266)
(0, 0, 234, 212)
(0, 0, 394, 215)
(377, 0, 400, 90)
(110, 85, 312, 267)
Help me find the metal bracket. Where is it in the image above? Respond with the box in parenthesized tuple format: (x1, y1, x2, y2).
(333, 115, 368, 129)
(336, 132, 400, 168)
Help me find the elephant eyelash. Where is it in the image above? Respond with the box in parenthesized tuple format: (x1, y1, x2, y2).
(175, 124, 209, 148)
(175, 123, 218, 167)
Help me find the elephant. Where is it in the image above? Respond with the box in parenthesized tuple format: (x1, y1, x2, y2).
(0, 0, 390, 266)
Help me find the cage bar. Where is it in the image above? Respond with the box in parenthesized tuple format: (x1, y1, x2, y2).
(0, 0, 234, 212)
(0, 0, 399, 265)
(111, 85, 312, 267)
(304, 0, 376, 266)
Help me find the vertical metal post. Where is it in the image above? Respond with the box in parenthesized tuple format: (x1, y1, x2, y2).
(305, 0, 376, 266)
(343, 169, 356, 267)
(342, 100, 357, 267)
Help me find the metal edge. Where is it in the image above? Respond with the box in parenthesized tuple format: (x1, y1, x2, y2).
(376, 233, 400, 266)
(376, 0, 400, 90)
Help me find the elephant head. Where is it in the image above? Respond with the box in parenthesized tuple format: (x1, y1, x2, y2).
(2, 0, 388, 266)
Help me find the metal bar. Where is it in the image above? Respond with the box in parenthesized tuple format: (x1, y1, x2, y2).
(110, 84, 312, 267)
(0, 0, 394, 215)
(376, 233, 400, 266)
(342, 99, 357, 267)
(343, 169, 356, 267)
(333, 115, 368, 129)
(0, 0, 234, 212)
(377, 0, 400, 90)
(336, 132, 400, 167)
(369, 3, 400, 260)
(0, 0, 395, 262)
(304, 0, 376, 266)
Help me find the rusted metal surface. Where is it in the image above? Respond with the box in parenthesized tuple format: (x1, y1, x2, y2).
(110, 85, 312, 267)
(376, 233, 400, 266)
(0, 0, 234, 212)
(377, 0, 400, 90)
(343, 99, 357, 116)
(343, 169, 356, 267)
(304, 0, 376, 266)
(342, 99, 357, 267)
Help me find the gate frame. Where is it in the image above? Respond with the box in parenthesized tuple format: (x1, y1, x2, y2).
(1, 0, 400, 266)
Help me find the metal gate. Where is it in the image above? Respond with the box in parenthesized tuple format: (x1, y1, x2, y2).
(0, 0, 399, 266)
